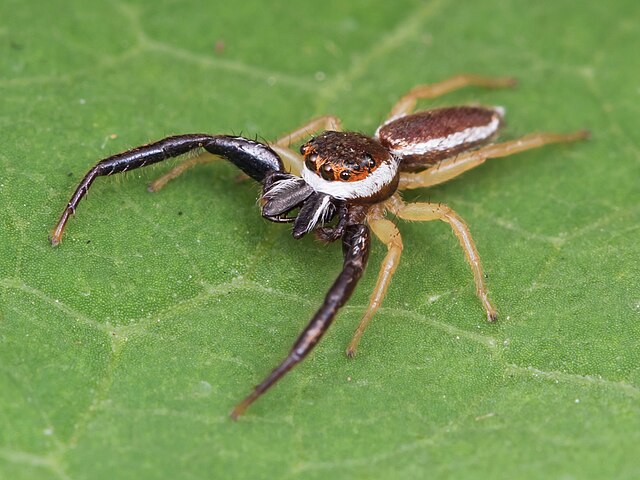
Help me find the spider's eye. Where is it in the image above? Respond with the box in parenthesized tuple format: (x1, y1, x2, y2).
(339, 171, 351, 181)
(300, 138, 315, 155)
(305, 154, 318, 171)
(363, 154, 376, 169)
(321, 164, 334, 180)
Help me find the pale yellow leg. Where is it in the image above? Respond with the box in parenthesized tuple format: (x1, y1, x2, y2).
(346, 217, 403, 358)
(399, 130, 590, 190)
(388, 74, 516, 120)
(396, 201, 497, 322)
(269, 115, 342, 176)
(273, 115, 342, 146)
(147, 154, 217, 192)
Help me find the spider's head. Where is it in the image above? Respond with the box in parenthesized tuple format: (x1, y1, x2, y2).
(300, 131, 389, 182)
(300, 131, 399, 203)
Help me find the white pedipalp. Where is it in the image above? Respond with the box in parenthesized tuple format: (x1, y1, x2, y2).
(263, 176, 303, 198)
(305, 195, 332, 233)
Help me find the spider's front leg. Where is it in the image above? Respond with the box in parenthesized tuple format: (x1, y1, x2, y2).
(148, 115, 343, 191)
(50, 134, 283, 245)
(346, 214, 403, 357)
(230, 223, 370, 419)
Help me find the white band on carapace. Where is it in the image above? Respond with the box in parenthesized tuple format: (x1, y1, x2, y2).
(378, 108, 503, 157)
(301, 159, 399, 200)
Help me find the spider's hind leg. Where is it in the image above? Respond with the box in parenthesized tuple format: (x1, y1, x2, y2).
(396, 200, 497, 322)
(399, 130, 590, 190)
(388, 74, 515, 119)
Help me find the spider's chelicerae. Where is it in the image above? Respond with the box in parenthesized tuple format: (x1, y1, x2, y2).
(51, 75, 588, 419)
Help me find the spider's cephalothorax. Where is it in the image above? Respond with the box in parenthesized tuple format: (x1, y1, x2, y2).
(50, 75, 588, 419)
(299, 131, 400, 204)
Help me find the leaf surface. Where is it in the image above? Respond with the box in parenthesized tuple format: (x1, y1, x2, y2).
(1, 1, 639, 478)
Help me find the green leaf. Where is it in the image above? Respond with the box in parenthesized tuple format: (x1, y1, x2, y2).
(1, 0, 638, 478)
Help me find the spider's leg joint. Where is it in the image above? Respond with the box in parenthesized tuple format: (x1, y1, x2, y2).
(203, 135, 284, 182)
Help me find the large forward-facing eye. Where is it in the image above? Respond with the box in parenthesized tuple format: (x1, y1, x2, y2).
(321, 164, 334, 180)
(305, 153, 318, 171)
(363, 154, 376, 170)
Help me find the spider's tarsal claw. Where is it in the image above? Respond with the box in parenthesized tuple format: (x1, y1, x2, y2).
(346, 330, 363, 358)
(229, 402, 248, 421)
(345, 346, 357, 358)
(50, 208, 72, 247)
(501, 76, 517, 88)
(572, 129, 591, 141)
(230, 384, 269, 421)
(481, 294, 498, 323)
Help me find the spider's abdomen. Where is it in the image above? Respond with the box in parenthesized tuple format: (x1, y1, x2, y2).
(376, 106, 503, 172)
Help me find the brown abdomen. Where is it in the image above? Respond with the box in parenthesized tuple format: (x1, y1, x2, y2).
(376, 106, 503, 172)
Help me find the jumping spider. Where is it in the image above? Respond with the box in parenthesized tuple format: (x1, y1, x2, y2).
(51, 75, 588, 419)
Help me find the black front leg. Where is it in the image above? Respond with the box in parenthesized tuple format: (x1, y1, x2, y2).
(51, 134, 283, 245)
(202, 136, 282, 182)
(230, 223, 370, 419)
